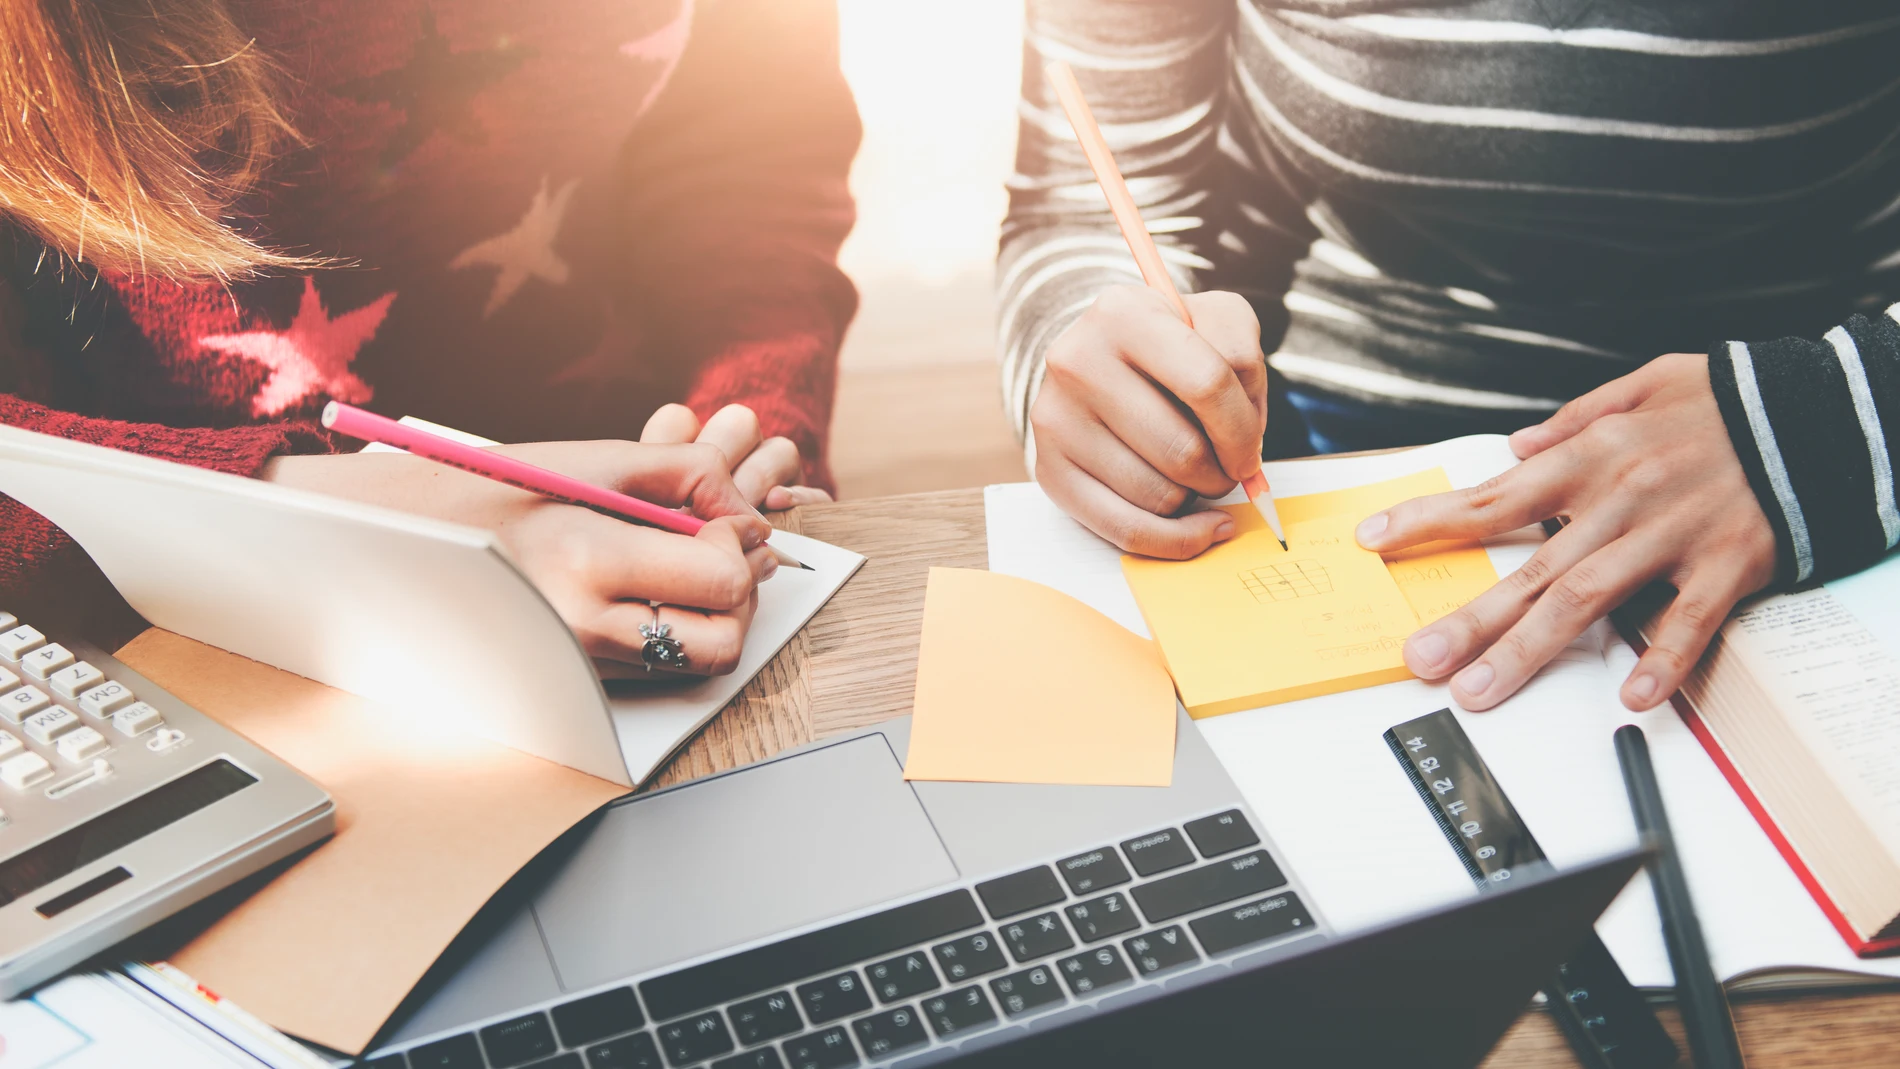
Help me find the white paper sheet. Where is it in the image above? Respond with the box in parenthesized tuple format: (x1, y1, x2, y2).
(3, 966, 322, 1069)
(984, 435, 1900, 989)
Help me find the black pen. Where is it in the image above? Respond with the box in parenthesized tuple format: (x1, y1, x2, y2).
(1614, 724, 1747, 1069)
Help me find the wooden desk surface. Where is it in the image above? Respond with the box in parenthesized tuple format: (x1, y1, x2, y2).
(653, 487, 1900, 1068)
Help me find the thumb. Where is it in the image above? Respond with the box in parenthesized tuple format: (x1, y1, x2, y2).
(1509, 368, 1650, 459)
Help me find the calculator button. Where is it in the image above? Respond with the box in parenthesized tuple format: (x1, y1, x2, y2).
(1183, 810, 1260, 858)
(113, 702, 164, 736)
(2, 685, 51, 722)
(0, 612, 15, 632)
(23, 707, 79, 745)
(20, 643, 73, 680)
(55, 726, 108, 763)
(48, 661, 104, 699)
(0, 667, 16, 695)
(0, 733, 20, 760)
(78, 682, 134, 717)
(0, 752, 52, 789)
(0, 626, 44, 662)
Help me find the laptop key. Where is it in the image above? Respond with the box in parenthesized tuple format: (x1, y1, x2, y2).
(1131, 850, 1285, 923)
(1119, 828, 1194, 877)
(1064, 892, 1138, 942)
(781, 1025, 859, 1069)
(999, 912, 1073, 963)
(852, 1006, 928, 1059)
(797, 971, 872, 1024)
(363, 1056, 408, 1069)
(1190, 892, 1314, 956)
(585, 1031, 663, 1069)
(1183, 809, 1259, 858)
(409, 1033, 483, 1069)
(921, 986, 996, 1038)
(481, 1012, 558, 1067)
(524, 1056, 583, 1069)
(1123, 926, 1199, 977)
(931, 931, 1006, 982)
(1054, 946, 1132, 997)
(988, 965, 1064, 1018)
(553, 987, 644, 1048)
(972, 866, 1065, 920)
(656, 1012, 735, 1066)
(1055, 848, 1130, 896)
(867, 951, 939, 1003)
(729, 991, 802, 1045)
(713, 1050, 785, 1069)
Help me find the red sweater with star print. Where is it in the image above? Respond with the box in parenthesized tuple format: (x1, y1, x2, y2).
(0, 0, 859, 629)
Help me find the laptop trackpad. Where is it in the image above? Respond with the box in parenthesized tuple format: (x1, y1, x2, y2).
(533, 733, 959, 992)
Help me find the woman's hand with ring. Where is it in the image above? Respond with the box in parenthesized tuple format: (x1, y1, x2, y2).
(261, 439, 775, 677)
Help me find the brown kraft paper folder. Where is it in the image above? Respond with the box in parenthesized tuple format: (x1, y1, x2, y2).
(116, 629, 627, 1054)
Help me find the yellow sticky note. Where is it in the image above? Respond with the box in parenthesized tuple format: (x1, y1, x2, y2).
(1123, 510, 1419, 718)
(904, 568, 1177, 787)
(1278, 469, 1498, 625)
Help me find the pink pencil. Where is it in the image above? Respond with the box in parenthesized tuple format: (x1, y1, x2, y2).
(321, 401, 810, 570)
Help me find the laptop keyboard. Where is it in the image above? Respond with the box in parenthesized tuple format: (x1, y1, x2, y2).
(370, 809, 1317, 1069)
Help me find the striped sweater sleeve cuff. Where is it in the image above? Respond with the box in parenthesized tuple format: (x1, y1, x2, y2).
(1708, 306, 1900, 588)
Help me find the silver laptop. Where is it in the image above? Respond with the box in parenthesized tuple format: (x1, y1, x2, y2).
(361, 712, 1637, 1069)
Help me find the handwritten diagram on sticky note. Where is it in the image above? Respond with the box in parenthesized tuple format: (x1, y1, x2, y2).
(1277, 469, 1498, 626)
(1123, 510, 1419, 718)
(904, 568, 1176, 787)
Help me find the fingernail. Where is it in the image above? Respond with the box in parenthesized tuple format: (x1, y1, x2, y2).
(1212, 514, 1237, 542)
(1628, 674, 1659, 705)
(1355, 512, 1388, 547)
(741, 527, 765, 550)
(1410, 631, 1450, 672)
(1455, 662, 1494, 698)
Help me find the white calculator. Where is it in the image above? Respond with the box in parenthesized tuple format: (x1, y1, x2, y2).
(0, 611, 334, 997)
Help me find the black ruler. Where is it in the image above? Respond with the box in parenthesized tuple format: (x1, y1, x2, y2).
(1385, 709, 1678, 1069)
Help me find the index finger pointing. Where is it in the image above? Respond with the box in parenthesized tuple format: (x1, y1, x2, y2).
(1357, 451, 1577, 552)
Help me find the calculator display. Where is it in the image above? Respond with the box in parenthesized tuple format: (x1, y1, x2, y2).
(0, 759, 257, 909)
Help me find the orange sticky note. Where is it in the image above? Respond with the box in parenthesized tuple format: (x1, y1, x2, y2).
(1123, 511, 1419, 717)
(1278, 469, 1498, 625)
(904, 567, 1176, 787)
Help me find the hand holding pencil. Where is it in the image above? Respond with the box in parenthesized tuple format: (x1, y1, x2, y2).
(1029, 61, 1280, 560)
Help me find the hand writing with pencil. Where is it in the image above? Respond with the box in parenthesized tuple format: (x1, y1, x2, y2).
(262, 441, 777, 678)
(1031, 285, 1269, 560)
(1355, 354, 1777, 712)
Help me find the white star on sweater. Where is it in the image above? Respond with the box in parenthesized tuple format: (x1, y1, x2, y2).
(451, 176, 580, 317)
(199, 277, 396, 416)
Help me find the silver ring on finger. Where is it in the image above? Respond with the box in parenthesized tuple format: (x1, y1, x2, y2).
(639, 604, 687, 672)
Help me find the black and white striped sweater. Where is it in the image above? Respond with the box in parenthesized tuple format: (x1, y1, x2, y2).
(998, 0, 1900, 587)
